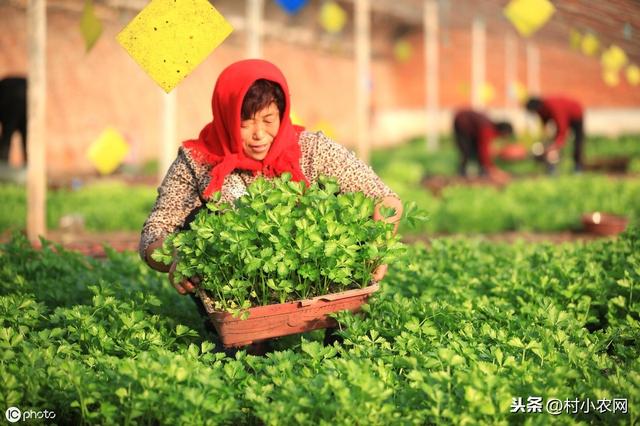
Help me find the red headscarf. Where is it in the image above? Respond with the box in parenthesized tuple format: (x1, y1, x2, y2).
(183, 59, 308, 199)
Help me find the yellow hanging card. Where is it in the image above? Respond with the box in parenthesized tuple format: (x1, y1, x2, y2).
(290, 110, 305, 126)
(601, 45, 628, 71)
(602, 69, 620, 87)
(503, 0, 555, 38)
(480, 82, 496, 104)
(116, 0, 233, 93)
(80, 0, 103, 52)
(512, 81, 528, 103)
(87, 127, 130, 175)
(569, 29, 581, 51)
(312, 120, 337, 140)
(320, 1, 347, 34)
(393, 39, 413, 62)
(581, 33, 599, 56)
(626, 64, 640, 86)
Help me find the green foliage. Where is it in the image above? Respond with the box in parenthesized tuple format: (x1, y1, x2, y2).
(371, 134, 640, 235)
(0, 181, 156, 232)
(371, 134, 640, 178)
(1, 228, 639, 424)
(390, 174, 640, 235)
(154, 174, 405, 315)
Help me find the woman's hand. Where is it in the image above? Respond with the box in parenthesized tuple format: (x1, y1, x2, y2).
(372, 264, 388, 281)
(373, 196, 403, 233)
(487, 167, 511, 185)
(371, 196, 403, 282)
(168, 259, 200, 295)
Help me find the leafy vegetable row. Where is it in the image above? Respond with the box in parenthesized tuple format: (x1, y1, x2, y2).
(1, 229, 638, 424)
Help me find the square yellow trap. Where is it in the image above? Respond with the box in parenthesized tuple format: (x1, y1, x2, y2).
(503, 0, 555, 38)
(116, 0, 233, 93)
(87, 127, 130, 175)
(601, 45, 628, 72)
(80, 0, 103, 52)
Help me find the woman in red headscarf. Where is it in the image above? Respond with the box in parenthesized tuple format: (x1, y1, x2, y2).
(139, 60, 402, 344)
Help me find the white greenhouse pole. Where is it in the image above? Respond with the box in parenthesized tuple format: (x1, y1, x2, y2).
(424, 0, 439, 152)
(504, 32, 517, 109)
(159, 89, 177, 181)
(27, 0, 47, 243)
(355, 0, 371, 163)
(471, 16, 486, 109)
(526, 42, 540, 95)
(246, 0, 264, 58)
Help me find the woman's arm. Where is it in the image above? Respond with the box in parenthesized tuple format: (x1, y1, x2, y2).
(312, 132, 398, 200)
(139, 149, 203, 272)
(144, 238, 170, 272)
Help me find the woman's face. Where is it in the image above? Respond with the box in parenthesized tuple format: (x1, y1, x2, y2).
(240, 102, 280, 161)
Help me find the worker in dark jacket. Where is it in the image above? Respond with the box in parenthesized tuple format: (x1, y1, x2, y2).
(0, 77, 27, 164)
(453, 109, 513, 184)
(525, 96, 584, 172)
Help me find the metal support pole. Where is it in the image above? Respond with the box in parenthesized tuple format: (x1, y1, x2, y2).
(246, 0, 264, 58)
(27, 0, 47, 242)
(159, 89, 177, 181)
(471, 16, 486, 109)
(355, 0, 371, 163)
(505, 32, 516, 108)
(526, 42, 540, 95)
(424, 0, 439, 152)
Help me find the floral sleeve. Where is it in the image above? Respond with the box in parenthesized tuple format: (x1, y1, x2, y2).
(309, 132, 397, 199)
(138, 149, 204, 263)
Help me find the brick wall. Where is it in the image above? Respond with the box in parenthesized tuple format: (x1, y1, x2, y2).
(0, 3, 638, 176)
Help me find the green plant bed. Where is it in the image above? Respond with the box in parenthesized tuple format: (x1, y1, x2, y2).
(389, 174, 640, 235)
(0, 181, 156, 232)
(0, 228, 638, 424)
(371, 134, 640, 179)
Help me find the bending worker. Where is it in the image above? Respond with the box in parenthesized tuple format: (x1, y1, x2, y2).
(453, 109, 514, 184)
(525, 96, 585, 172)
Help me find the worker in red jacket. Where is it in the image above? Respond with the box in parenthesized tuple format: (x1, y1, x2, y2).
(525, 96, 584, 172)
(453, 109, 514, 184)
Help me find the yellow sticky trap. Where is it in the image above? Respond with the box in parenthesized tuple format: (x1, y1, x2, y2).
(312, 120, 337, 140)
(320, 1, 347, 34)
(626, 64, 640, 86)
(601, 45, 628, 71)
(480, 82, 495, 104)
(511, 81, 528, 103)
(87, 127, 130, 175)
(116, 0, 233, 93)
(602, 69, 620, 87)
(290, 110, 304, 126)
(503, 0, 555, 38)
(569, 29, 581, 51)
(80, 0, 103, 52)
(458, 82, 470, 97)
(393, 39, 412, 62)
(581, 33, 599, 56)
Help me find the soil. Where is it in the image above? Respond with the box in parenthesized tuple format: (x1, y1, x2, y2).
(7, 228, 617, 259)
(421, 175, 506, 196)
(1, 221, 623, 259)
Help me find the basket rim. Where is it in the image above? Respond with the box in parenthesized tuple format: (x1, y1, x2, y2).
(196, 282, 380, 316)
